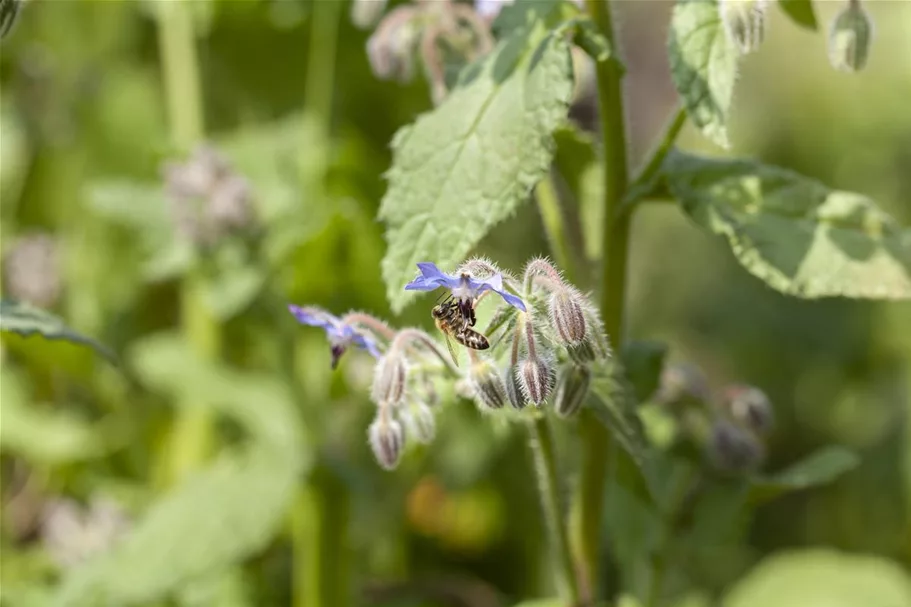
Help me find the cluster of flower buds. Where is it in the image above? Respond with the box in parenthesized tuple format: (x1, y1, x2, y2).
(161, 144, 256, 248)
(364, 0, 494, 104)
(654, 361, 774, 474)
(288, 256, 611, 470)
(2, 232, 62, 308)
(828, 0, 873, 73)
(719, 0, 769, 55)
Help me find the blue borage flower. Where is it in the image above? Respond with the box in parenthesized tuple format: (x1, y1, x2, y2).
(404, 262, 526, 312)
(288, 305, 382, 369)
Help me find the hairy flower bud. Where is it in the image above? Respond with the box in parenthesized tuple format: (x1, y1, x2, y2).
(519, 357, 556, 407)
(504, 366, 526, 410)
(366, 7, 420, 83)
(548, 288, 587, 346)
(402, 403, 436, 444)
(371, 352, 407, 406)
(3, 233, 62, 308)
(351, 0, 387, 30)
(469, 360, 507, 410)
(554, 364, 592, 419)
(720, 0, 769, 54)
(654, 363, 710, 409)
(369, 415, 405, 470)
(828, 0, 872, 72)
(707, 419, 765, 473)
(722, 384, 774, 435)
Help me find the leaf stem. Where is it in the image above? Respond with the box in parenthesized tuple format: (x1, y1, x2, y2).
(621, 104, 687, 212)
(576, 0, 630, 601)
(534, 171, 576, 284)
(528, 414, 580, 606)
(155, 0, 218, 486)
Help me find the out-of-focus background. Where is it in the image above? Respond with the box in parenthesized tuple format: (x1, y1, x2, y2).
(1, 1, 909, 606)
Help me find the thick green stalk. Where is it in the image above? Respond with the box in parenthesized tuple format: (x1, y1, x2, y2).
(528, 415, 581, 606)
(155, 0, 218, 485)
(575, 0, 630, 601)
(293, 3, 345, 607)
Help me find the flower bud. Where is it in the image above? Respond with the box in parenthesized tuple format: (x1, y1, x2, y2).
(369, 415, 405, 470)
(366, 8, 420, 83)
(707, 419, 765, 474)
(722, 384, 774, 435)
(654, 363, 710, 409)
(720, 0, 769, 55)
(402, 403, 436, 444)
(370, 352, 407, 406)
(554, 364, 592, 419)
(3, 233, 62, 308)
(350, 0, 387, 30)
(828, 0, 872, 73)
(504, 366, 526, 410)
(548, 288, 587, 346)
(469, 360, 507, 410)
(567, 339, 598, 365)
(519, 357, 556, 407)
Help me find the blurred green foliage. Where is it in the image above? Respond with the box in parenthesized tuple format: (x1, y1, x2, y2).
(0, 1, 909, 606)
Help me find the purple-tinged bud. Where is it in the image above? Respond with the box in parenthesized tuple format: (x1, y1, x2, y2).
(469, 360, 507, 411)
(554, 364, 592, 419)
(366, 7, 420, 83)
(654, 363, 710, 409)
(722, 384, 774, 436)
(371, 352, 408, 406)
(369, 415, 405, 470)
(504, 366, 526, 410)
(3, 232, 62, 308)
(720, 0, 769, 55)
(707, 419, 765, 474)
(402, 403, 436, 444)
(829, 0, 872, 73)
(519, 357, 556, 407)
(350, 0, 388, 30)
(548, 288, 587, 346)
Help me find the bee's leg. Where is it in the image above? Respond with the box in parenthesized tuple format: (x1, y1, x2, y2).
(457, 298, 473, 329)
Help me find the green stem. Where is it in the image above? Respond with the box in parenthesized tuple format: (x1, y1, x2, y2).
(529, 415, 580, 606)
(155, 0, 217, 486)
(646, 467, 698, 607)
(575, 0, 630, 602)
(535, 171, 576, 284)
(622, 105, 687, 211)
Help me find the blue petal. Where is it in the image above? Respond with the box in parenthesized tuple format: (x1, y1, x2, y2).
(353, 333, 383, 359)
(474, 275, 526, 312)
(404, 262, 459, 291)
(288, 305, 338, 332)
(497, 290, 527, 312)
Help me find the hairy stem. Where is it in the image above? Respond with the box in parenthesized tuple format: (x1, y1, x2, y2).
(393, 329, 460, 377)
(534, 172, 576, 284)
(155, 0, 218, 486)
(529, 415, 580, 606)
(576, 0, 631, 602)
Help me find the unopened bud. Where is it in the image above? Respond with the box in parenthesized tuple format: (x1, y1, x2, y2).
(469, 360, 508, 410)
(504, 366, 526, 410)
(828, 0, 872, 73)
(371, 352, 407, 406)
(654, 363, 710, 408)
(366, 8, 420, 83)
(567, 339, 598, 364)
(722, 384, 773, 435)
(548, 288, 587, 345)
(350, 0, 387, 30)
(519, 357, 556, 407)
(720, 0, 769, 55)
(554, 364, 592, 419)
(369, 415, 405, 470)
(402, 403, 436, 444)
(707, 419, 764, 473)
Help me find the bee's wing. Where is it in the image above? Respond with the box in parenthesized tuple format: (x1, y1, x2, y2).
(443, 331, 460, 367)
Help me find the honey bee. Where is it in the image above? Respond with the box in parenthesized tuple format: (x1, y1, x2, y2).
(431, 297, 489, 366)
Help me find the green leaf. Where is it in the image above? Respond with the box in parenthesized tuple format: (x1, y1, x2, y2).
(203, 266, 265, 320)
(587, 360, 651, 470)
(749, 446, 859, 505)
(55, 334, 308, 605)
(668, 0, 740, 148)
(621, 340, 668, 403)
(552, 125, 602, 260)
(778, 0, 818, 31)
(0, 300, 116, 362)
(379, 21, 575, 312)
(0, 369, 103, 464)
(723, 549, 911, 607)
(663, 151, 911, 299)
